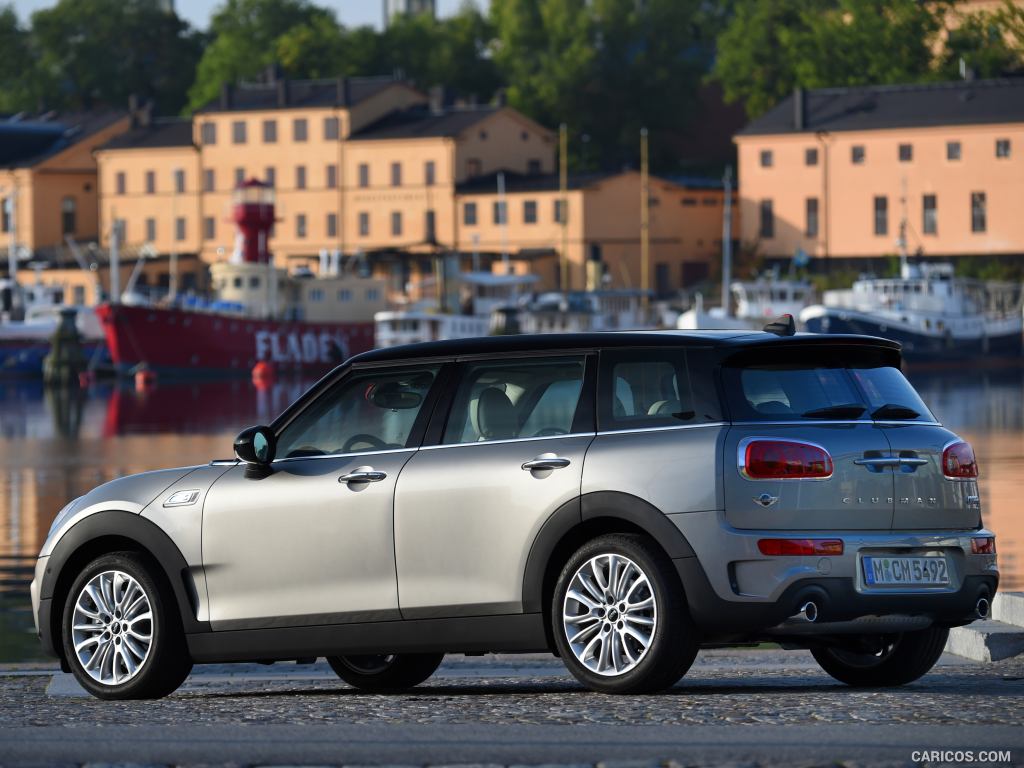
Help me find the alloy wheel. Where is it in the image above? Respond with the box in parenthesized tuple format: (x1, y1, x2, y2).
(71, 570, 153, 686)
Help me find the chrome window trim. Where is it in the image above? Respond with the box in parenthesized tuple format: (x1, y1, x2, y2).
(730, 419, 941, 427)
(737, 435, 835, 482)
(271, 447, 416, 465)
(596, 421, 727, 437)
(420, 432, 597, 451)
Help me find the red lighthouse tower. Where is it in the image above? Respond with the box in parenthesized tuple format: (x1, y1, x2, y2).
(232, 178, 275, 264)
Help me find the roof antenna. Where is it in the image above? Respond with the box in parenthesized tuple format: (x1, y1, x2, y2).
(763, 314, 796, 336)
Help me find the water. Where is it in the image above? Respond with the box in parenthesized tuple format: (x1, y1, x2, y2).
(1, 370, 1021, 661)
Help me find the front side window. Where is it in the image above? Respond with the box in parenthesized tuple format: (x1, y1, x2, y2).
(599, 348, 720, 432)
(276, 367, 439, 458)
(443, 357, 586, 444)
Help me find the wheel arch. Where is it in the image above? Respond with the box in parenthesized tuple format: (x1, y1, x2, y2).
(41, 510, 208, 666)
(522, 491, 696, 651)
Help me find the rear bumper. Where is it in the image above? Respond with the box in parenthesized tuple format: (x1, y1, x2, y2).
(667, 510, 999, 640)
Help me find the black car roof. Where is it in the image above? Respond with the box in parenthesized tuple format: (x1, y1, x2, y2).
(349, 330, 901, 365)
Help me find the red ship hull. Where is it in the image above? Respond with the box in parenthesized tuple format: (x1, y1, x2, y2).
(96, 303, 375, 376)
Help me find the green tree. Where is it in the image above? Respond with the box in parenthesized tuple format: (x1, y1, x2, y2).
(29, 0, 203, 114)
(940, 0, 1024, 78)
(187, 0, 335, 112)
(0, 5, 38, 112)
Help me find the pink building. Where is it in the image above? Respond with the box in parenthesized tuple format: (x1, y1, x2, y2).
(735, 79, 1024, 266)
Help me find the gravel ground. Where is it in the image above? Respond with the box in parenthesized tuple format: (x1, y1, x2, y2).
(0, 650, 1022, 766)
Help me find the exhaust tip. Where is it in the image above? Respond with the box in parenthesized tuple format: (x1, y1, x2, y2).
(976, 596, 990, 619)
(801, 601, 819, 623)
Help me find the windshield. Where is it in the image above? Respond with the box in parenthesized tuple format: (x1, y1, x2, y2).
(723, 364, 935, 423)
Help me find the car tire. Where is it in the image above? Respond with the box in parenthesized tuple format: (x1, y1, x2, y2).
(810, 626, 950, 687)
(552, 533, 699, 694)
(61, 551, 192, 700)
(327, 653, 444, 691)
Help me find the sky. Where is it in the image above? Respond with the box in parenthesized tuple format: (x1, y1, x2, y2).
(10, 0, 483, 30)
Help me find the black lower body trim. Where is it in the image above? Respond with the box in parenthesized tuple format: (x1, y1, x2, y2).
(187, 612, 550, 663)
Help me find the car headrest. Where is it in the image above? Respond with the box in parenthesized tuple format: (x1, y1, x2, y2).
(476, 387, 518, 440)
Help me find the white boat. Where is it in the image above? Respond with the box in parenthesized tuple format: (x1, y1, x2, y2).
(800, 262, 1023, 362)
(677, 277, 814, 331)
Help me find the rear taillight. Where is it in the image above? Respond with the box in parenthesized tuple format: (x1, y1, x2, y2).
(758, 538, 844, 556)
(971, 536, 996, 555)
(742, 439, 833, 480)
(943, 441, 978, 479)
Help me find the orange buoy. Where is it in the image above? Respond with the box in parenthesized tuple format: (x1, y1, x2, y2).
(134, 367, 157, 391)
(252, 360, 276, 387)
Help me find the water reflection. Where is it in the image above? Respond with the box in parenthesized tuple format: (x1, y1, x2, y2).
(0, 369, 1021, 660)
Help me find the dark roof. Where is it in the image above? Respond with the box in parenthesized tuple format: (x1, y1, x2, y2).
(349, 105, 499, 141)
(97, 118, 194, 151)
(455, 170, 619, 195)
(196, 76, 406, 114)
(738, 78, 1024, 136)
(0, 109, 126, 167)
(347, 330, 901, 366)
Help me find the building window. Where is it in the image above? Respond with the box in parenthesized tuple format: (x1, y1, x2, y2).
(851, 145, 865, 164)
(326, 164, 337, 189)
(265, 167, 275, 187)
(554, 199, 567, 224)
(145, 170, 155, 194)
(145, 218, 156, 242)
(898, 143, 913, 162)
(263, 119, 277, 143)
(234, 167, 245, 186)
(463, 201, 477, 226)
(324, 116, 340, 141)
(805, 147, 818, 166)
(326, 212, 337, 238)
(467, 158, 482, 177)
(971, 191, 986, 233)
(232, 120, 247, 144)
(874, 195, 888, 236)
(338, 288, 352, 302)
(173, 169, 185, 194)
(296, 213, 307, 238)
(425, 209, 436, 241)
(759, 149, 773, 168)
(493, 200, 507, 225)
(391, 211, 402, 236)
(200, 121, 216, 145)
(293, 118, 308, 142)
(947, 141, 961, 161)
(391, 162, 402, 187)
(1, 197, 9, 232)
(175, 217, 186, 242)
(922, 194, 937, 235)
(805, 197, 819, 237)
(359, 212, 369, 236)
(527, 158, 541, 174)
(759, 199, 774, 238)
(358, 163, 370, 188)
(61, 196, 76, 235)
(366, 288, 380, 302)
(203, 169, 215, 192)
(523, 200, 537, 224)
(115, 172, 126, 195)
(296, 165, 306, 190)
(204, 217, 215, 240)
(996, 138, 1011, 158)
(479, 129, 488, 140)
(425, 160, 435, 186)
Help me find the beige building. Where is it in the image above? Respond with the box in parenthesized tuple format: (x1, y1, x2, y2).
(736, 79, 1024, 266)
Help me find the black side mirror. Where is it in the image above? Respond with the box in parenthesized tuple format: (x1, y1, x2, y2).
(234, 425, 276, 465)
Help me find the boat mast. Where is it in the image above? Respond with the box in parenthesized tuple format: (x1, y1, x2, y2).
(721, 165, 733, 317)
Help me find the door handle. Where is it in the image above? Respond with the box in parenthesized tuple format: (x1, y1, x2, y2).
(522, 456, 571, 471)
(854, 457, 902, 467)
(339, 466, 387, 484)
(897, 458, 928, 467)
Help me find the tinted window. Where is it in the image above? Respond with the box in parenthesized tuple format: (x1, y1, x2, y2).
(276, 367, 438, 458)
(724, 364, 933, 422)
(599, 348, 720, 431)
(444, 357, 585, 444)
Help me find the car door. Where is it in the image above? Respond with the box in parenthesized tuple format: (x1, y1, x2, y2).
(393, 353, 594, 618)
(202, 363, 441, 629)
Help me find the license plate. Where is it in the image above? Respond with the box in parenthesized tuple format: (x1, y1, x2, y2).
(863, 556, 950, 586)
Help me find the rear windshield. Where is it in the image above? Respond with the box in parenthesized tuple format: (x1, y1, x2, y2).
(723, 364, 934, 423)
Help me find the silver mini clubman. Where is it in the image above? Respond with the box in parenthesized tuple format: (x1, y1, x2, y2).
(31, 328, 998, 699)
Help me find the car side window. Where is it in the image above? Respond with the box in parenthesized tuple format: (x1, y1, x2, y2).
(276, 366, 439, 458)
(599, 348, 720, 431)
(443, 357, 586, 444)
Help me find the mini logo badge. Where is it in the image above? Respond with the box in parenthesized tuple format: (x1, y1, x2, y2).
(754, 493, 779, 508)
